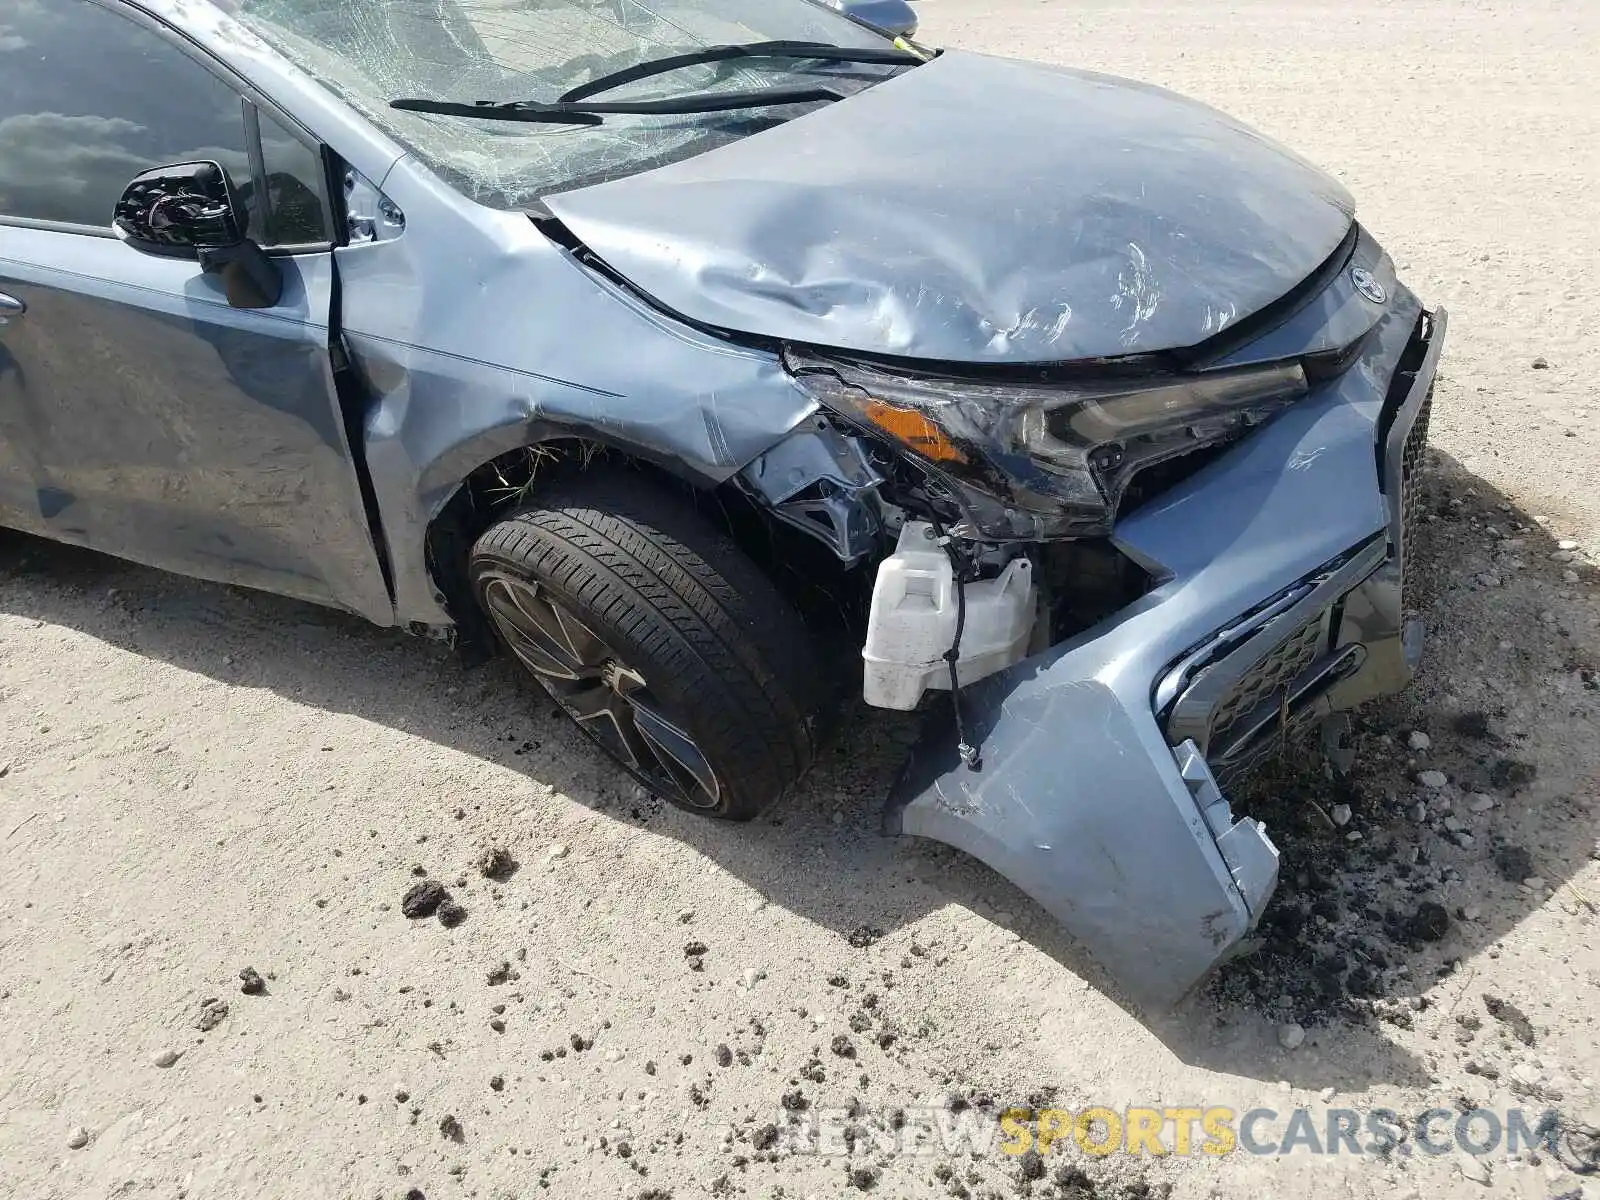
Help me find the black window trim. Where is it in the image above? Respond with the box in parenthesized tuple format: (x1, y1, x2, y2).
(0, 0, 338, 252)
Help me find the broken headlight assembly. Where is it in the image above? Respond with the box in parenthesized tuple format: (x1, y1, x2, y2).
(784, 348, 1309, 540)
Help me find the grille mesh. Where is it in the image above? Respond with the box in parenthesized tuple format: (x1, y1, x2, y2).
(1399, 384, 1434, 615)
(1207, 615, 1325, 754)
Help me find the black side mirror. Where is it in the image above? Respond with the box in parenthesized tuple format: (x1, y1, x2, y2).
(113, 161, 283, 310)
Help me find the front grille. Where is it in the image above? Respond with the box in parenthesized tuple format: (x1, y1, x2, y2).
(1207, 615, 1325, 752)
(1398, 383, 1433, 616)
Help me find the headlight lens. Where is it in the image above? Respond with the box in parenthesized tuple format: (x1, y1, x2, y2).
(785, 349, 1308, 539)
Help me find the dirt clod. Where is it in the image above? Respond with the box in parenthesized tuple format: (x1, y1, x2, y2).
(1489, 758, 1537, 792)
(1482, 993, 1537, 1045)
(477, 845, 517, 880)
(1493, 844, 1535, 883)
(846, 925, 883, 949)
(401, 880, 446, 918)
(437, 899, 467, 928)
(195, 997, 229, 1031)
(238, 966, 266, 995)
(1408, 901, 1451, 942)
(439, 1113, 464, 1142)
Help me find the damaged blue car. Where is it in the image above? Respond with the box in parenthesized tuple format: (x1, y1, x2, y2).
(0, 0, 1443, 1009)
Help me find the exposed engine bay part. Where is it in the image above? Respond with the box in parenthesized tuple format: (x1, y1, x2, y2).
(736, 418, 884, 563)
(862, 521, 1036, 710)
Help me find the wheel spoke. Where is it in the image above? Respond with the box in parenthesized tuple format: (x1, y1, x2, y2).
(629, 696, 721, 809)
(562, 680, 654, 770)
(484, 578, 600, 680)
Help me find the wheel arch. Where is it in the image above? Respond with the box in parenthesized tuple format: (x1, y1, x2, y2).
(420, 429, 730, 659)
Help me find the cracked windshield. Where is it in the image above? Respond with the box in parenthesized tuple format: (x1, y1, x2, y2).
(232, 0, 899, 206)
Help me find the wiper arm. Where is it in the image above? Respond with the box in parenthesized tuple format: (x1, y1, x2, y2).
(390, 86, 850, 125)
(558, 39, 922, 104)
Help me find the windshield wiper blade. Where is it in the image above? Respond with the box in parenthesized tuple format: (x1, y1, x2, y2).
(390, 87, 850, 125)
(558, 39, 922, 104)
(390, 97, 605, 125)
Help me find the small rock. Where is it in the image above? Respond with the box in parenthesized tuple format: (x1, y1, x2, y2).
(714, 1044, 733, 1068)
(1467, 794, 1495, 814)
(66, 1125, 90, 1150)
(1418, 770, 1448, 789)
(1530, 356, 1549, 370)
(741, 967, 764, 990)
(1461, 905, 1481, 922)
(1278, 1022, 1306, 1050)
(489, 1074, 505, 1091)
(195, 997, 229, 1032)
(1319, 1087, 1335, 1102)
(1564, 569, 1581, 583)
(486, 961, 511, 986)
(604, 1048, 623, 1063)
(401, 880, 446, 919)
(439, 1113, 464, 1141)
(238, 966, 266, 996)
(1330, 803, 1352, 827)
(1407, 730, 1432, 752)
(437, 899, 467, 928)
(1458, 1155, 1491, 1184)
(1557, 538, 1579, 551)
(1522, 876, 1545, 891)
(677, 909, 696, 923)
(1410, 801, 1429, 822)
(154, 1049, 182, 1068)
(546, 843, 570, 861)
(1509, 1062, 1541, 1086)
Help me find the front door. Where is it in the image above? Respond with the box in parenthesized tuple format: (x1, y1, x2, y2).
(0, 0, 391, 624)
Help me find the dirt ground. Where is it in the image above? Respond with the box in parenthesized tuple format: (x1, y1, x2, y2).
(2, 1, 1598, 1198)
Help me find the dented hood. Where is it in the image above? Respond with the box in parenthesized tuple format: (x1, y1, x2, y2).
(543, 51, 1356, 364)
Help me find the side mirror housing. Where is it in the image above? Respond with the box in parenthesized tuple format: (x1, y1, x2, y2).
(113, 161, 283, 310)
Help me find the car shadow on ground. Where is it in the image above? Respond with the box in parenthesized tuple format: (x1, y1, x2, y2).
(0, 450, 1593, 1095)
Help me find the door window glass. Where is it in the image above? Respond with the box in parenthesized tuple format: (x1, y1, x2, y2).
(0, 0, 251, 228)
(256, 110, 331, 246)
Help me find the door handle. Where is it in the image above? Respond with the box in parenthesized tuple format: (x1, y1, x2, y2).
(0, 292, 24, 323)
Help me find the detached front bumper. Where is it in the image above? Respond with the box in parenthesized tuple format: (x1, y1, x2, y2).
(886, 297, 1446, 1011)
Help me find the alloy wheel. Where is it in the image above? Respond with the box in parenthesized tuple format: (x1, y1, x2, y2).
(479, 570, 722, 809)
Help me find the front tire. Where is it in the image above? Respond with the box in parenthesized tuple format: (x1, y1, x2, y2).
(468, 473, 826, 819)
